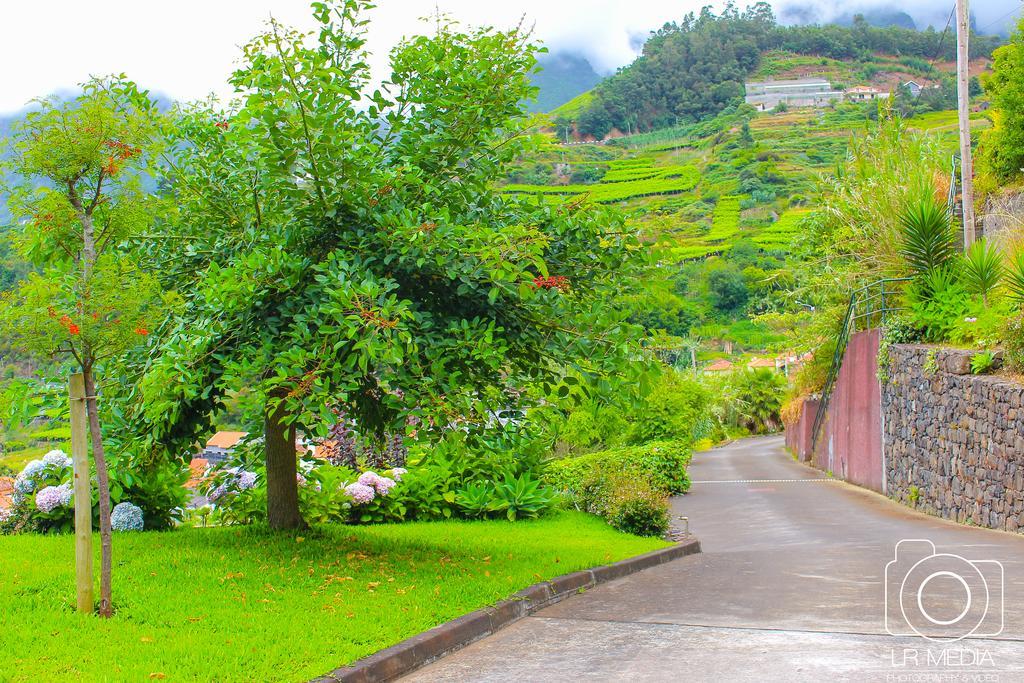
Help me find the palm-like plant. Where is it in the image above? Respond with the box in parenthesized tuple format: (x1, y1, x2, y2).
(899, 198, 958, 277)
(962, 239, 1004, 307)
(1006, 252, 1024, 307)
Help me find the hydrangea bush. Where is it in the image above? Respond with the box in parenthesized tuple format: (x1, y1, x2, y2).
(204, 431, 554, 527)
(2, 450, 75, 534)
(110, 502, 145, 531)
(1, 449, 185, 535)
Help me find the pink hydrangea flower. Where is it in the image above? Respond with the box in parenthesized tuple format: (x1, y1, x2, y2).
(344, 482, 375, 505)
(357, 471, 381, 488)
(36, 484, 73, 513)
(390, 467, 407, 482)
(375, 476, 396, 496)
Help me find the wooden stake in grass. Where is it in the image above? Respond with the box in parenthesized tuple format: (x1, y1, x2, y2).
(70, 373, 94, 614)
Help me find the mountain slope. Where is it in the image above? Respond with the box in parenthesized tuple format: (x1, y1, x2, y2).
(527, 52, 602, 114)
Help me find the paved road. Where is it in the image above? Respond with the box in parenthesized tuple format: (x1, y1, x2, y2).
(404, 436, 1024, 682)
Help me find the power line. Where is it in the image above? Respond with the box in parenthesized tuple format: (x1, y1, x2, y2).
(931, 5, 956, 64)
(977, 3, 1024, 35)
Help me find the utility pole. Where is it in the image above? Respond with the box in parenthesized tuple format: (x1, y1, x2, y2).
(956, 0, 976, 246)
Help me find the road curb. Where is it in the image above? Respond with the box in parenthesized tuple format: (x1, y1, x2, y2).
(312, 537, 701, 683)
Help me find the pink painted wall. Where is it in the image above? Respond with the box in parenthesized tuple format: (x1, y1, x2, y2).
(785, 329, 884, 493)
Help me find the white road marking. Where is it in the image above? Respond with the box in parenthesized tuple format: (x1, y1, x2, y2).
(691, 478, 838, 484)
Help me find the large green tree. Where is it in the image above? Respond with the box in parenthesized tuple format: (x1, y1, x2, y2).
(981, 17, 1024, 185)
(140, 1, 645, 529)
(0, 79, 168, 615)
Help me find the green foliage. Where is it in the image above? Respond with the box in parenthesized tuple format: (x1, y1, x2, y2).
(1004, 252, 1024, 307)
(908, 269, 971, 342)
(626, 372, 709, 446)
(491, 473, 553, 521)
(1002, 314, 1024, 372)
(503, 165, 700, 203)
(980, 17, 1024, 184)
(961, 239, 1004, 306)
(0, 513, 666, 680)
(721, 368, 786, 434)
(970, 351, 997, 375)
(544, 440, 693, 497)
(207, 430, 556, 526)
(602, 475, 671, 537)
(898, 197, 958, 278)
(109, 460, 190, 531)
(882, 315, 924, 345)
(139, 3, 648, 501)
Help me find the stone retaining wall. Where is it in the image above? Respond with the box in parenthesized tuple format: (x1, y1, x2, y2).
(883, 345, 1024, 532)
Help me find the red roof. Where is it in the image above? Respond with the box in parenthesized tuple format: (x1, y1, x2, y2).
(704, 359, 734, 372)
(186, 459, 209, 490)
(748, 357, 777, 369)
(205, 431, 247, 449)
(0, 477, 13, 509)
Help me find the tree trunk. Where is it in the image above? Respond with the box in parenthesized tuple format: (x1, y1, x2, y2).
(264, 399, 305, 530)
(82, 368, 113, 617)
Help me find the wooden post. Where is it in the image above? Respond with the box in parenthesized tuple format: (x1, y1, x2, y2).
(956, 0, 976, 246)
(70, 373, 93, 614)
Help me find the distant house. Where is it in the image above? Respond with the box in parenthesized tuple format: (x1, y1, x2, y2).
(704, 359, 735, 374)
(903, 81, 922, 98)
(845, 85, 888, 102)
(747, 357, 778, 371)
(0, 477, 13, 511)
(185, 458, 210, 490)
(201, 431, 248, 463)
(744, 79, 844, 111)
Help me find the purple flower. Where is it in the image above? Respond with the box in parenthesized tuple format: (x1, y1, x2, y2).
(0, 507, 11, 523)
(390, 467, 407, 482)
(208, 483, 230, 503)
(375, 476, 396, 496)
(296, 473, 308, 487)
(237, 471, 258, 490)
(344, 482, 375, 505)
(35, 484, 73, 513)
(357, 471, 381, 488)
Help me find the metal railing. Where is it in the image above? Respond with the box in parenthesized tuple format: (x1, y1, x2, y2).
(947, 153, 959, 222)
(810, 277, 912, 452)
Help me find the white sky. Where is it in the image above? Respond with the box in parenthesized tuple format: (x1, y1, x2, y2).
(1, 0, 1019, 114)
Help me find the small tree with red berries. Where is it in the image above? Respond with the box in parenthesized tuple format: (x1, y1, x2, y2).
(0, 77, 170, 616)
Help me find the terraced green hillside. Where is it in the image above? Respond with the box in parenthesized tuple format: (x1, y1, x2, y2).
(501, 100, 988, 356)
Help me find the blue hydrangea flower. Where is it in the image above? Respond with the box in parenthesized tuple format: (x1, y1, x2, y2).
(14, 459, 46, 495)
(42, 450, 72, 469)
(111, 502, 145, 531)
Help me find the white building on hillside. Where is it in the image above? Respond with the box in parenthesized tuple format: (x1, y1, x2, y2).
(744, 79, 843, 111)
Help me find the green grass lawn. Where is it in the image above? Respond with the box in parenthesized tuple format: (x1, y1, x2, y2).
(1, 511, 666, 682)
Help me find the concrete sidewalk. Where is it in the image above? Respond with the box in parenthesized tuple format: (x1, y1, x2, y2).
(403, 436, 1024, 682)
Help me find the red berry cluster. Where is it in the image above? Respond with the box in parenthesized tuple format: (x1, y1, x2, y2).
(531, 276, 569, 290)
(215, 121, 229, 130)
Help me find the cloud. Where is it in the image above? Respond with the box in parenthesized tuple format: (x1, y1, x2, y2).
(0, 0, 1019, 113)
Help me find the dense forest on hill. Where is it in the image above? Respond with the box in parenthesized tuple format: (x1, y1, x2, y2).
(569, 2, 1001, 138)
